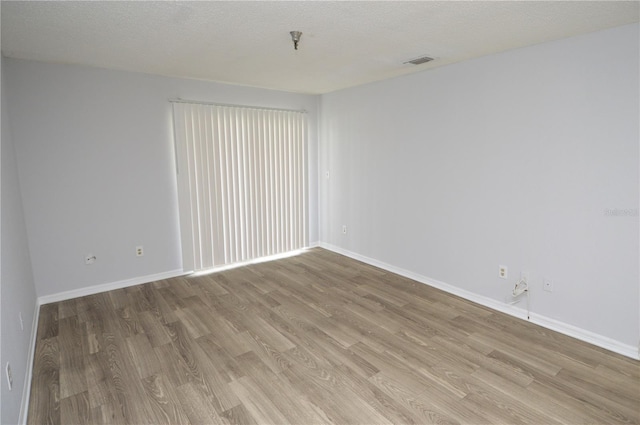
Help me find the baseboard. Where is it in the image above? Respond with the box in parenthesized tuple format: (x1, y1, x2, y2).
(319, 242, 639, 360)
(528, 313, 639, 359)
(37, 269, 186, 305)
(19, 298, 41, 425)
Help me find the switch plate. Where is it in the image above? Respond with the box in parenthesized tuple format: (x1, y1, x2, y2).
(342, 225, 347, 235)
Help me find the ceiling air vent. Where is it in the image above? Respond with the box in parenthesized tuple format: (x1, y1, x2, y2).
(403, 56, 434, 65)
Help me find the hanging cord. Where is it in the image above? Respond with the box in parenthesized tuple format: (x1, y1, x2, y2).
(509, 278, 530, 320)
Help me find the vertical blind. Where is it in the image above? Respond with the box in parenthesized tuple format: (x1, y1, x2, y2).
(172, 101, 308, 272)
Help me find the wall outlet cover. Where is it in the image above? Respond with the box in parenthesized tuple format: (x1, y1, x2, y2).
(499, 265, 508, 279)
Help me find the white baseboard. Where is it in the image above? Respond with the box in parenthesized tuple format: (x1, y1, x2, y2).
(528, 313, 639, 360)
(319, 242, 639, 360)
(37, 269, 185, 305)
(19, 298, 40, 425)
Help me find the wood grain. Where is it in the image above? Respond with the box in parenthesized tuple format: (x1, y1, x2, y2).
(28, 248, 640, 424)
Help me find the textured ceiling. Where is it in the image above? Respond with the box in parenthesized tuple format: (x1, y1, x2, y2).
(2, 1, 638, 94)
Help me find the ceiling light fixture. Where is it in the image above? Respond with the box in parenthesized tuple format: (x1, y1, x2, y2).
(290, 31, 302, 50)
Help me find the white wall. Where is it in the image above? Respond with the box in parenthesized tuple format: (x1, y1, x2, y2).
(1, 55, 38, 425)
(320, 24, 639, 349)
(4, 59, 319, 298)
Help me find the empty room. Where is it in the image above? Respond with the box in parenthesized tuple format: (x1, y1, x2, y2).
(1, 1, 639, 424)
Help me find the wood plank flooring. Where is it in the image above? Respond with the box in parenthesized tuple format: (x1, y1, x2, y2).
(28, 248, 640, 424)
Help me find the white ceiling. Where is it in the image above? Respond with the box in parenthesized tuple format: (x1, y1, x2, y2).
(1, 1, 638, 94)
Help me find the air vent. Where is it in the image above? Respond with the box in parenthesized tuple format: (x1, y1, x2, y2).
(403, 56, 434, 65)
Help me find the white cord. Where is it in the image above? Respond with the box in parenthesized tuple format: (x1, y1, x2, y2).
(510, 278, 530, 320)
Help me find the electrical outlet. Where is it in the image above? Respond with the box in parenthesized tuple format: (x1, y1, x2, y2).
(5, 363, 12, 391)
(342, 225, 347, 235)
(499, 265, 508, 279)
(85, 254, 96, 265)
(543, 278, 554, 292)
(136, 246, 144, 257)
(19, 312, 24, 332)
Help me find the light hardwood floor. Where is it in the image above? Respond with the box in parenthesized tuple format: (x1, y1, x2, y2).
(28, 248, 639, 424)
